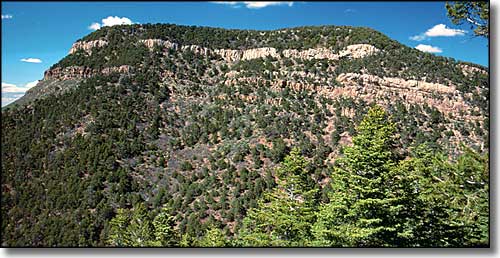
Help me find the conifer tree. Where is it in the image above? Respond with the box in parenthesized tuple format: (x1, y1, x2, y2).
(312, 105, 404, 247)
(198, 227, 227, 247)
(237, 148, 318, 247)
(107, 208, 131, 246)
(151, 207, 180, 247)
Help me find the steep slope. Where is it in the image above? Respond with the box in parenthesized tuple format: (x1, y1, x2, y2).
(1, 24, 488, 246)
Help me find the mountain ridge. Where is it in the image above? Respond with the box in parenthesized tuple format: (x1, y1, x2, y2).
(1, 23, 489, 247)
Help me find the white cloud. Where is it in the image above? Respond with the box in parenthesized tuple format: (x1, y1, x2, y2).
(410, 23, 466, 41)
(1, 81, 39, 106)
(409, 34, 427, 41)
(20, 58, 42, 63)
(2, 96, 19, 107)
(88, 16, 134, 31)
(101, 16, 133, 27)
(425, 24, 466, 37)
(1, 14, 13, 19)
(212, 1, 238, 4)
(89, 22, 101, 31)
(25, 80, 40, 89)
(415, 44, 442, 53)
(1, 82, 20, 93)
(212, 1, 293, 9)
(244, 2, 293, 8)
(2, 81, 38, 93)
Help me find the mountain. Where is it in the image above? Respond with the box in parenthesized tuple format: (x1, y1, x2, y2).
(1, 24, 489, 247)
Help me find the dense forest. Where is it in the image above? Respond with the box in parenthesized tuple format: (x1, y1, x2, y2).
(1, 23, 489, 247)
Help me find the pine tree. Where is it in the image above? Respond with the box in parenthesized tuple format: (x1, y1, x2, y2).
(312, 106, 489, 247)
(198, 227, 227, 247)
(108, 204, 180, 247)
(125, 203, 154, 246)
(151, 207, 180, 247)
(312, 105, 403, 247)
(453, 147, 489, 246)
(107, 208, 131, 246)
(237, 148, 318, 247)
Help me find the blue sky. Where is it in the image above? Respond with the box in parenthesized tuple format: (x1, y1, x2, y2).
(1, 1, 489, 106)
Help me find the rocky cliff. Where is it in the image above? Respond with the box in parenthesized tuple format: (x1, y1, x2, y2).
(69, 39, 108, 55)
(43, 65, 133, 80)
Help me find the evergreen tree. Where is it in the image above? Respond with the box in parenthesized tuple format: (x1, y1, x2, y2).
(126, 203, 154, 246)
(107, 208, 131, 246)
(312, 106, 489, 247)
(446, 1, 488, 38)
(151, 207, 180, 247)
(107, 204, 180, 247)
(312, 105, 404, 247)
(237, 148, 318, 247)
(198, 227, 228, 247)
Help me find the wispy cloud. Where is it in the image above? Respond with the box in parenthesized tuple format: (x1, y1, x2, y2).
(212, 1, 293, 9)
(344, 8, 356, 14)
(88, 16, 134, 31)
(409, 34, 427, 41)
(410, 24, 466, 41)
(20, 58, 42, 63)
(1, 14, 13, 19)
(415, 44, 442, 53)
(89, 22, 101, 30)
(1, 81, 39, 106)
(2, 95, 23, 107)
(2, 81, 39, 93)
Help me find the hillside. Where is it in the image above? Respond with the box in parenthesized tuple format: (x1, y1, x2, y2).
(1, 24, 489, 247)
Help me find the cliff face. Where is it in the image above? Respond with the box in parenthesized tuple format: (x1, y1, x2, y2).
(21, 25, 489, 130)
(138, 40, 380, 61)
(44, 39, 381, 81)
(333, 73, 472, 117)
(44, 66, 95, 80)
(222, 72, 474, 119)
(138, 39, 380, 61)
(43, 65, 133, 80)
(48, 35, 487, 85)
(459, 64, 488, 77)
(37, 35, 487, 126)
(69, 40, 108, 55)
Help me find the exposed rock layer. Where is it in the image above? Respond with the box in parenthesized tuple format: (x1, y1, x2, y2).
(223, 72, 477, 120)
(137, 39, 379, 62)
(69, 40, 109, 55)
(44, 65, 133, 80)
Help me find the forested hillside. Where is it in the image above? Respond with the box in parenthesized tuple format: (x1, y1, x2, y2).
(1, 23, 489, 247)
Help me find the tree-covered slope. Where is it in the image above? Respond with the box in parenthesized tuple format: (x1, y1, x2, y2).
(1, 23, 489, 247)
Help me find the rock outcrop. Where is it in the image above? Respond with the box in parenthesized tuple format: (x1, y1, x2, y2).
(338, 44, 380, 59)
(223, 72, 476, 120)
(241, 47, 280, 60)
(213, 49, 242, 62)
(44, 65, 133, 80)
(459, 64, 487, 77)
(136, 38, 379, 62)
(139, 39, 179, 50)
(333, 73, 472, 117)
(44, 66, 96, 80)
(69, 40, 108, 55)
(336, 73, 456, 94)
(101, 65, 133, 75)
(282, 48, 338, 60)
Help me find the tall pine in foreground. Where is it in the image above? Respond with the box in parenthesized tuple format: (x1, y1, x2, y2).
(312, 106, 489, 247)
(313, 105, 405, 247)
(107, 204, 179, 247)
(237, 148, 318, 247)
